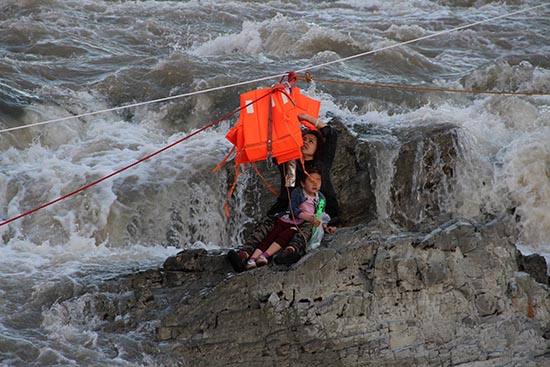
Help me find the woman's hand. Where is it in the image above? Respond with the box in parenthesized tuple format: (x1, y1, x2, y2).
(323, 225, 336, 234)
(298, 113, 325, 129)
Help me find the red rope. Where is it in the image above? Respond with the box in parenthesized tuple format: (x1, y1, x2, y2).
(0, 92, 270, 228)
(0, 71, 302, 227)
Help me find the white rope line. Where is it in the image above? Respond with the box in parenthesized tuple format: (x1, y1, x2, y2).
(1, 2, 547, 135)
(0, 73, 287, 134)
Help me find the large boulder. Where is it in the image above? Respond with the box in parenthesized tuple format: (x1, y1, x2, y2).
(246, 118, 461, 230)
(141, 217, 549, 366)
(68, 121, 550, 366)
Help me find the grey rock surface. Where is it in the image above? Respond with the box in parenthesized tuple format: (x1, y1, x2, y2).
(90, 217, 549, 366)
(85, 120, 550, 366)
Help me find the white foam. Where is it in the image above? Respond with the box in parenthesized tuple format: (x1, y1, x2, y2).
(191, 20, 263, 56)
(493, 129, 550, 249)
(345, 74, 550, 254)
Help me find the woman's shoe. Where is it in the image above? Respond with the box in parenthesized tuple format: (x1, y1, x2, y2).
(227, 250, 248, 273)
(274, 247, 301, 265)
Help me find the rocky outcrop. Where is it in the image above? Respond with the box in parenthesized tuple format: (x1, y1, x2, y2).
(153, 217, 550, 366)
(89, 217, 550, 366)
(82, 121, 550, 366)
(249, 118, 462, 230)
(388, 124, 459, 230)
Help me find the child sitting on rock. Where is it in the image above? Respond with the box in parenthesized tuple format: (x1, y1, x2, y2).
(243, 165, 336, 270)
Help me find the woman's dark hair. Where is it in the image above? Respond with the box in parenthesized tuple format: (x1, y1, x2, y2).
(302, 129, 324, 161)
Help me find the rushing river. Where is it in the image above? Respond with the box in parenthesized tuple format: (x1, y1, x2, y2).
(1, 0, 549, 365)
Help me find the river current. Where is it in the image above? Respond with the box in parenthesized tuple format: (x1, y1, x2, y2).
(1, 1, 549, 366)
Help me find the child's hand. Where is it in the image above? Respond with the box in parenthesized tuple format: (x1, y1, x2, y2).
(311, 217, 321, 227)
(323, 225, 336, 234)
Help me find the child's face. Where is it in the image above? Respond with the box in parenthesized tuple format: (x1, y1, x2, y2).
(302, 172, 322, 195)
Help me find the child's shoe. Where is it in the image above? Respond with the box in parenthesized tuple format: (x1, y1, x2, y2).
(255, 255, 268, 267)
(245, 259, 257, 270)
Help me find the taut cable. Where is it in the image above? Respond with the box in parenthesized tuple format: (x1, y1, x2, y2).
(1, 3, 546, 135)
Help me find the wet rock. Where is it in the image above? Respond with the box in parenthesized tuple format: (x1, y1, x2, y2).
(89, 216, 550, 366)
(516, 253, 549, 286)
(77, 120, 550, 366)
(389, 124, 459, 230)
(163, 248, 229, 274)
(245, 118, 462, 230)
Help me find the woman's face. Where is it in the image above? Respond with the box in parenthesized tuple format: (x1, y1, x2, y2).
(301, 133, 318, 160)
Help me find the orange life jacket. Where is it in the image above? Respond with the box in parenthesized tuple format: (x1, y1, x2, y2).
(291, 87, 321, 121)
(214, 85, 321, 215)
(225, 86, 320, 164)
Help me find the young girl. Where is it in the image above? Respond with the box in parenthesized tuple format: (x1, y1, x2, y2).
(244, 166, 336, 270)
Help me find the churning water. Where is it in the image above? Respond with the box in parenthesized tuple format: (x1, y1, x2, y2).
(1, 0, 549, 365)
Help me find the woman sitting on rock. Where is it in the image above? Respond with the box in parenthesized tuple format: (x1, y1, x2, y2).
(227, 113, 340, 272)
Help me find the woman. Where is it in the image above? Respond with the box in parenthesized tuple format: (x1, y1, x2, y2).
(227, 113, 339, 272)
(268, 113, 339, 220)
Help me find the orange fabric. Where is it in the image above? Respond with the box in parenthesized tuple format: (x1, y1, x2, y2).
(227, 87, 307, 165)
(224, 165, 241, 217)
(291, 87, 321, 119)
(252, 162, 278, 196)
(218, 85, 321, 216)
(212, 145, 235, 173)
